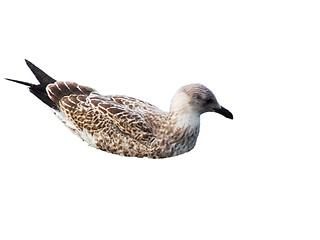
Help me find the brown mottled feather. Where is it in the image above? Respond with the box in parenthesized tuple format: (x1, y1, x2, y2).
(48, 82, 156, 146)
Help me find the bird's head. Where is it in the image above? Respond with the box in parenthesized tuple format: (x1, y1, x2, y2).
(170, 83, 233, 119)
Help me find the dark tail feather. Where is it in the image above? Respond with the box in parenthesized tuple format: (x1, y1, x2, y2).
(29, 85, 58, 110)
(25, 59, 56, 86)
(4, 78, 34, 87)
(5, 60, 58, 110)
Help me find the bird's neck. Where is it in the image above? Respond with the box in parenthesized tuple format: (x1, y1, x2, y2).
(166, 110, 201, 146)
(157, 110, 200, 157)
(169, 110, 200, 132)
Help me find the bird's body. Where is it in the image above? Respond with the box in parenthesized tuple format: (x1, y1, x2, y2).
(5, 60, 233, 158)
(47, 81, 200, 158)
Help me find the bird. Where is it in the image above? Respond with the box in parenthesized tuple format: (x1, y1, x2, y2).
(5, 60, 233, 158)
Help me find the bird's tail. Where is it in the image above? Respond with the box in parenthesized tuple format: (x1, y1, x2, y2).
(5, 60, 58, 110)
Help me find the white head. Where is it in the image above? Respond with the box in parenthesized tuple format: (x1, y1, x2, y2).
(170, 84, 233, 119)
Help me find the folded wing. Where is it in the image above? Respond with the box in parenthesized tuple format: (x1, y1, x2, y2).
(48, 82, 155, 145)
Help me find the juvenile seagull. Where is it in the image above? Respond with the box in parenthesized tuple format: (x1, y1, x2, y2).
(5, 60, 233, 158)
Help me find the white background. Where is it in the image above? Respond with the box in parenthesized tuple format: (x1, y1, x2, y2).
(0, 0, 319, 239)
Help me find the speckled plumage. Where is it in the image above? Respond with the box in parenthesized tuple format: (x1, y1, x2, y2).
(5, 60, 233, 158)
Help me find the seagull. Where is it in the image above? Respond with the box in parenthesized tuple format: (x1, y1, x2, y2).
(5, 60, 233, 158)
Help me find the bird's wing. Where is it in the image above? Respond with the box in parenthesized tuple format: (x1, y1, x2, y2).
(47, 82, 155, 145)
(109, 95, 163, 113)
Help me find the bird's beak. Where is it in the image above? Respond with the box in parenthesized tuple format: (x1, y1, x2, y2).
(214, 106, 233, 119)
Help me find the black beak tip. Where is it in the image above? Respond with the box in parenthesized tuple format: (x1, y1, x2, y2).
(215, 106, 233, 120)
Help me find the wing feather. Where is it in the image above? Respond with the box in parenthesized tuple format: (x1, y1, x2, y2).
(49, 82, 155, 145)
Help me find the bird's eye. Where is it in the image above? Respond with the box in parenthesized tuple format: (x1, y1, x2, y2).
(206, 99, 213, 104)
